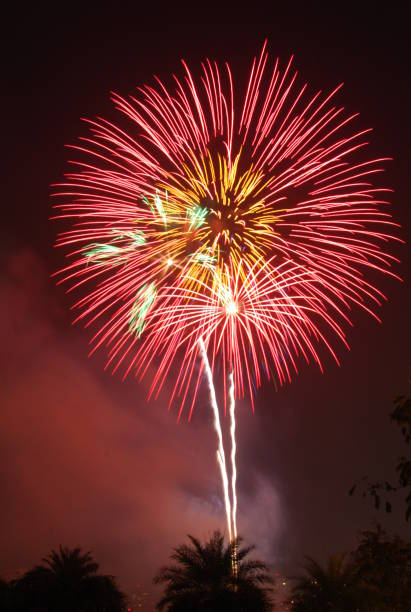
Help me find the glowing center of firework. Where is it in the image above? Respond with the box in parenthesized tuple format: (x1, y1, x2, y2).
(226, 300, 238, 316)
(166, 258, 173, 267)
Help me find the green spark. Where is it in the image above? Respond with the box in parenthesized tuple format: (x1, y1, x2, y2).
(143, 192, 168, 227)
(154, 192, 167, 224)
(129, 283, 157, 337)
(191, 250, 216, 270)
(186, 204, 208, 230)
(84, 229, 145, 265)
(83, 243, 125, 263)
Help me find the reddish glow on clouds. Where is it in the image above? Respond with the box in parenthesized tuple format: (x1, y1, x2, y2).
(0, 250, 283, 596)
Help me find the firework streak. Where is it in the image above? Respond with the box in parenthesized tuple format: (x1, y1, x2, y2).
(54, 42, 401, 537)
(199, 337, 235, 541)
(229, 370, 238, 540)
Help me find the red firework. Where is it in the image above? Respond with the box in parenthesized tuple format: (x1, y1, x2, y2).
(53, 42, 401, 418)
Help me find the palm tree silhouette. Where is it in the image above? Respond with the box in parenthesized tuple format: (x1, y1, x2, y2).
(154, 530, 272, 611)
(289, 554, 369, 611)
(13, 545, 126, 611)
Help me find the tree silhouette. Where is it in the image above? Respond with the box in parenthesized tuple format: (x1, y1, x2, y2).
(154, 530, 273, 611)
(289, 527, 411, 611)
(351, 525, 411, 611)
(0, 577, 12, 612)
(12, 545, 126, 611)
(289, 554, 370, 611)
(350, 377, 411, 521)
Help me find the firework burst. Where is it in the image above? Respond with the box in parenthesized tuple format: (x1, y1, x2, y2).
(53, 42, 401, 419)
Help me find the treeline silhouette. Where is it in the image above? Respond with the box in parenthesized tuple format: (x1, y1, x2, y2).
(1, 526, 410, 611)
(152, 526, 410, 611)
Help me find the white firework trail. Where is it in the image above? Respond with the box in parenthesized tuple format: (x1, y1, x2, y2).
(229, 369, 238, 576)
(199, 337, 233, 542)
(229, 370, 238, 540)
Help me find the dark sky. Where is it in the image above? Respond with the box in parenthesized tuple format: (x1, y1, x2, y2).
(1, 4, 410, 605)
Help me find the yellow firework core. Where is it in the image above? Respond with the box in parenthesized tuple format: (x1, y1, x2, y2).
(155, 148, 283, 286)
(133, 146, 289, 318)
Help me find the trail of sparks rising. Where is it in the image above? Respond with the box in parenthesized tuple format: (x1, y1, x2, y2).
(229, 369, 238, 576)
(229, 370, 238, 541)
(199, 337, 233, 541)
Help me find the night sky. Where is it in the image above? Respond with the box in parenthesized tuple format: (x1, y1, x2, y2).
(1, 5, 410, 605)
